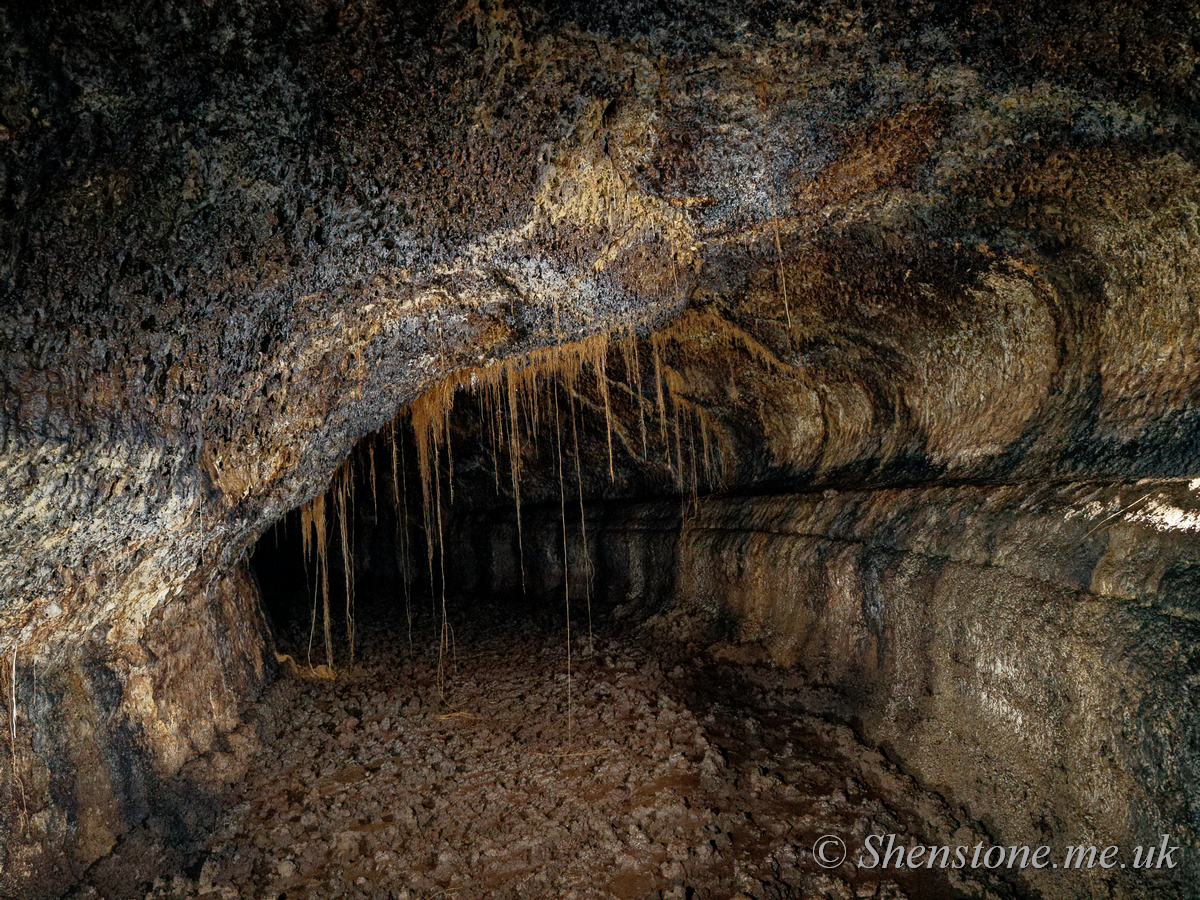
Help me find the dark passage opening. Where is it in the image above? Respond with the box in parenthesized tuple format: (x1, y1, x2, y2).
(250, 417, 682, 673)
(251, 341, 695, 673)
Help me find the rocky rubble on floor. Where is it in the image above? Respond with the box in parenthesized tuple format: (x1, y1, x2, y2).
(68, 603, 1019, 899)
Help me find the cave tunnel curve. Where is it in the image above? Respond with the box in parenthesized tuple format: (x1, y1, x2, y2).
(10, 215, 1200, 900)
(4, 2, 1200, 895)
(240, 316, 1039, 900)
(234, 292, 1200, 900)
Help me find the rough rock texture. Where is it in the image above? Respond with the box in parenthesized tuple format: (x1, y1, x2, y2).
(63, 599, 1038, 900)
(2, 0, 1199, 897)
(72, 600, 1041, 900)
(429, 478, 1200, 898)
(676, 481, 1200, 899)
(0, 563, 271, 898)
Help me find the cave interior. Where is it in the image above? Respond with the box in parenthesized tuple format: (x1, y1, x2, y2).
(2, 1, 1200, 898)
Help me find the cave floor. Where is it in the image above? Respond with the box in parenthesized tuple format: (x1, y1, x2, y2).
(73, 599, 1020, 900)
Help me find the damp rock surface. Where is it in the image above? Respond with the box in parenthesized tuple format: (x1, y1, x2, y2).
(3, 1, 1200, 893)
(70, 602, 1019, 900)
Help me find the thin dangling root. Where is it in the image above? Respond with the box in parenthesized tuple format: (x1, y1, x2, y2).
(299, 320, 730, 707)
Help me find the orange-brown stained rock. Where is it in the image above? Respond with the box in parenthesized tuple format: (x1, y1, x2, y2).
(2, 1, 1200, 897)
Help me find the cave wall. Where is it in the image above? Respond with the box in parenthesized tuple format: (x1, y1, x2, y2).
(678, 482, 1200, 899)
(0, 562, 270, 898)
(434, 477, 1200, 899)
(442, 501, 680, 612)
(1, 0, 1199, 896)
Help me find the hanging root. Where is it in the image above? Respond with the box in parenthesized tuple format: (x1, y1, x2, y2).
(4, 649, 27, 826)
(334, 461, 356, 664)
(390, 421, 414, 650)
(296, 319, 730, 693)
(553, 387, 573, 747)
(300, 492, 333, 671)
(568, 386, 594, 647)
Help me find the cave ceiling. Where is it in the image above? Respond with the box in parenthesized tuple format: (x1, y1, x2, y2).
(0, 0, 1198, 704)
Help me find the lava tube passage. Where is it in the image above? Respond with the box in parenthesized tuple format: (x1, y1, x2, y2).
(6, 3, 1200, 900)
(216, 329, 1035, 900)
(51, 296, 1200, 900)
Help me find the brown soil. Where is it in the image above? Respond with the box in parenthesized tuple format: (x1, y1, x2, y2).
(67, 601, 1021, 900)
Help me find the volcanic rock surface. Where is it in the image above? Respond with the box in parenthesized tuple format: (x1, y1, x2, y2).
(66, 599, 1025, 900)
(1, 1, 1199, 898)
